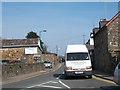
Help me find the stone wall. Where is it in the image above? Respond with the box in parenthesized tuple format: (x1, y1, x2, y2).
(94, 26, 111, 73)
(107, 15, 120, 72)
(108, 15, 120, 52)
(2, 63, 44, 79)
(0, 48, 24, 61)
(94, 13, 120, 74)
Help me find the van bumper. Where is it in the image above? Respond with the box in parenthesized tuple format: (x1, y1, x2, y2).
(65, 70, 92, 76)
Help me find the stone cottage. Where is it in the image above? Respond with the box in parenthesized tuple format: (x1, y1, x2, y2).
(0, 38, 42, 64)
(93, 12, 120, 74)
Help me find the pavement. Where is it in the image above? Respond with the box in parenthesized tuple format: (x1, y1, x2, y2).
(2, 63, 62, 85)
(93, 70, 114, 82)
(2, 64, 114, 85)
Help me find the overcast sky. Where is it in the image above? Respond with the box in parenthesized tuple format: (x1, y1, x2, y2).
(2, 2, 119, 55)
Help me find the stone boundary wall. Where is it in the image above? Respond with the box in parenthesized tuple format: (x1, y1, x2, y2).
(2, 63, 45, 79)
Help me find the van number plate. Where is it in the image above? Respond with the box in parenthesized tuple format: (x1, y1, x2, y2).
(75, 72, 83, 74)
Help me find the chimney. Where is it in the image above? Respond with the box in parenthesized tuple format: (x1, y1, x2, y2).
(99, 19, 108, 29)
(93, 27, 99, 35)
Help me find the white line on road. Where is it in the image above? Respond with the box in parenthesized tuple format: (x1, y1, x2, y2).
(59, 80, 71, 89)
(39, 85, 62, 89)
(56, 71, 71, 89)
(50, 81, 58, 84)
(27, 80, 52, 88)
(56, 72, 64, 79)
(27, 80, 62, 89)
(56, 74, 62, 79)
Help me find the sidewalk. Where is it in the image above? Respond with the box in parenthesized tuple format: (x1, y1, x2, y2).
(93, 70, 114, 82)
(2, 63, 61, 85)
(2, 65, 114, 85)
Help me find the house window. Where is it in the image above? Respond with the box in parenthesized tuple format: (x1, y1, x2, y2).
(33, 55, 40, 62)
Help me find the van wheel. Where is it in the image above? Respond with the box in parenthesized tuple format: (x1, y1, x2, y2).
(88, 75, 92, 79)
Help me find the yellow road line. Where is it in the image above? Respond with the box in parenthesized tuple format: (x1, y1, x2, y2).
(93, 75, 116, 84)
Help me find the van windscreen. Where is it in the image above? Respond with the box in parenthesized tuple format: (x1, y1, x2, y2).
(67, 52, 89, 61)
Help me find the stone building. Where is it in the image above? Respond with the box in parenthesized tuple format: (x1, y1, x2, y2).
(86, 32, 95, 68)
(86, 27, 102, 69)
(0, 38, 57, 65)
(0, 38, 42, 64)
(93, 12, 120, 74)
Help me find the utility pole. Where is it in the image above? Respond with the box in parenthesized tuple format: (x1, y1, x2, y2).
(56, 45, 59, 66)
(56, 45, 60, 60)
(56, 45, 59, 57)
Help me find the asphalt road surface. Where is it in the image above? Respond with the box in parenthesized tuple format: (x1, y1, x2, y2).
(2, 63, 120, 90)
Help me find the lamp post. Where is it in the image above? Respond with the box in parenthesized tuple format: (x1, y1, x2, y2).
(39, 30, 47, 62)
(56, 45, 60, 64)
(39, 30, 47, 40)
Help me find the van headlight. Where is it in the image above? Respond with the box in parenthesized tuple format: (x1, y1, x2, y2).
(85, 66, 92, 70)
(66, 67, 72, 70)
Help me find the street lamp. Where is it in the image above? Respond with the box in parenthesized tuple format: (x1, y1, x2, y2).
(39, 30, 47, 40)
(39, 30, 47, 63)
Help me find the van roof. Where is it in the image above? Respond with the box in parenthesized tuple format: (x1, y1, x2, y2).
(66, 45, 88, 53)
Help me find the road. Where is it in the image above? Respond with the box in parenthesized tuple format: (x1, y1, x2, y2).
(2, 63, 120, 90)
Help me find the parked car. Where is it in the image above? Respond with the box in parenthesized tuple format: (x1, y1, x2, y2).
(44, 60, 52, 69)
(13, 60, 21, 64)
(0, 60, 21, 65)
(1, 60, 9, 64)
(114, 62, 120, 85)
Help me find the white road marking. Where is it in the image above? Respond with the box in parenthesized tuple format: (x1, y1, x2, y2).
(78, 87, 95, 88)
(39, 85, 62, 89)
(27, 80, 60, 88)
(49, 81, 58, 84)
(27, 81, 52, 88)
(59, 80, 71, 89)
(56, 72, 64, 79)
(56, 71, 70, 89)
(56, 77, 59, 79)
(56, 74, 62, 79)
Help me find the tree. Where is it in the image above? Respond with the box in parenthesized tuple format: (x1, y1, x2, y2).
(26, 31, 39, 39)
(42, 45, 48, 54)
(25, 31, 47, 52)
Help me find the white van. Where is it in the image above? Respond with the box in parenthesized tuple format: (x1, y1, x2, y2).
(64, 44, 92, 78)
